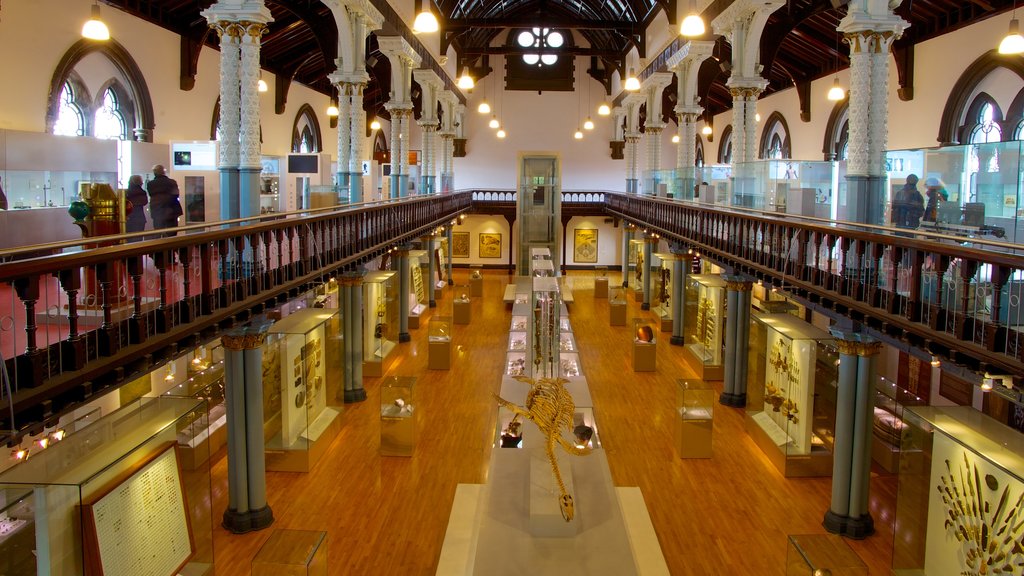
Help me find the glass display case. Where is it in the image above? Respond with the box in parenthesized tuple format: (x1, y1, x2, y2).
(642, 168, 682, 198)
(260, 156, 281, 214)
(628, 238, 646, 300)
(745, 312, 838, 477)
(160, 342, 226, 470)
(652, 252, 676, 332)
(695, 164, 733, 206)
(252, 529, 327, 576)
(511, 314, 528, 332)
(678, 380, 714, 458)
(560, 353, 581, 378)
(505, 352, 527, 377)
(729, 160, 837, 218)
(469, 266, 484, 297)
(610, 287, 627, 326)
(892, 406, 1024, 575)
(263, 308, 343, 472)
(2, 169, 119, 208)
(531, 258, 555, 277)
(528, 277, 562, 378)
(0, 396, 213, 576)
(509, 330, 527, 352)
(870, 376, 923, 473)
(594, 266, 609, 298)
(407, 249, 428, 328)
(453, 285, 471, 325)
(363, 270, 398, 377)
(428, 316, 452, 370)
(685, 275, 726, 381)
(786, 534, 867, 576)
(517, 160, 560, 274)
(380, 376, 416, 457)
(633, 317, 657, 372)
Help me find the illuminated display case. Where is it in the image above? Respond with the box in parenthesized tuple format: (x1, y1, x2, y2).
(428, 316, 452, 370)
(870, 377, 921, 473)
(469, 266, 483, 297)
(745, 312, 838, 477)
(786, 534, 866, 576)
(0, 397, 213, 576)
(453, 285, 471, 325)
(363, 271, 398, 377)
(684, 274, 726, 381)
(528, 277, 562, 378)
(652, 252, 677, 332)
(609, 287, 627, 326)
(252, 529, 327, 576)
(263, 308, 343, 472)
(677, 379, 714, 458)
(594, 266, 609, 298)
(160, 342, 226, 470)
(380, 376, 416, 456)
(531, 258, 555, 278)
(495, 404, 601, 452)
(627, 238, 645, 300)
(632, 317, 656, 372)
(408, 249, 428, 328)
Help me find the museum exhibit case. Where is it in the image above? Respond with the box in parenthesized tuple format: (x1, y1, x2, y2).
(651, 252, 676, 332)
(786, 534, 867, 576)
(531, 258, 555, 277)
(453, 285, 471, 325)
(407, 249, 428, 329)
(428, 316, 452, 370)
(684, 274, 726, 381)
(528, 277, 563, 378)
(745, 312, 839, 477)
(677, 379, 714, 458)
(363, 270, 399, 377)
(628, 238, 645, 300)
(891, 406, 1024, 575)
(259, 156, 281, 214)
(517, 157, 561, 274)
(380, 376, 416, 456)
(642, 168, 681, 198)
(870, 376, 922, 473)
(632, 318, 657, 372)
(594, 266, 609, 299)
(469, 266, 483, 297)
(159, 342, 227, 470)
(729, 160, 837, 218)
(252, 529, 327, 576)
(0, 396, 213, 576)
(263, 308, 343, 473)
(610, 287, 627, 326)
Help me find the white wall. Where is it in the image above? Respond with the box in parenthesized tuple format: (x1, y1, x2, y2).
(450, 215, 512, 265)
(565, 216, 621, 267)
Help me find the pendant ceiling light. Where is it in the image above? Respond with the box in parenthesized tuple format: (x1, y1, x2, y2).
(457, 67, 475, 90)
(496, 128, 507, 138)
(598, 103, 611, 116)
(672, 134, 681, 143)
(82, 4, 110, 41)
(326, 101, 339, 117)
(489, 115, 499, 129)
(826, 78, 845, 101)
(583, 117, 595, 130)
(624, 68, 640, 91)
(370, 118, 381, 130)
(680, 0, 705, 37)
(574, 129, 584, 140)
(413, 0, 439, 34)
(258, 78, 268, 93)
(478, 100, 491, 114)
(1000, 1, 1024, 55)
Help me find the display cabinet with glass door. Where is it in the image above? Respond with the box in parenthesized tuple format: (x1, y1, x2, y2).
(407, 249, 428, 328)
(160, 341, 226, 470)
(380, 376, 416, 456)
(363, 270, 398, 377)
(684, 275, 726, 381)
(262, 308, 344, 472)
(260, 156, 281, 213)
(652, 252, 676, 332)
(627, 238, 646, 300)
(745, 312, 838, 477)
(528, 277, 562, 378)
(517, 156, 561, 274)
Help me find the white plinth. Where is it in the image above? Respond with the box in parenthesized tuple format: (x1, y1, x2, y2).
(529, 453, 578, 538)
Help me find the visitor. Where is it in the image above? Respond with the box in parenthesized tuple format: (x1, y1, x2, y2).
(147, 164, 182, 236)
(125, 174, 148, 237)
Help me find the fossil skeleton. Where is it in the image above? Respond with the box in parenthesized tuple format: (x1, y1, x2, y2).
(496, 375, 592, 521)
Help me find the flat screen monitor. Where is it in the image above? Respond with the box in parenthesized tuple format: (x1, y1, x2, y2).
(288, 154, 319, 174)
(170, 141, 217, 171)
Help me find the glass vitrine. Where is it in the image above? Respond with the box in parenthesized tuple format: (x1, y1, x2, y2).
(745, 312, 838, 477)
(678, 379, 714, 458)
(609, 287, 627, 326)
(380, 376, 416, 456)
(408, 249, 428, 328)
(363, 270, 398, 377)
(453, 284, 471, 325)
(594, 265, 609, 299)
(428, 316, 452, 370)
(685, 275, 726, 381)
(469, 266, 484, 297)
(252, 529, 327, 576)
(633, 317, 657, 372)
(531, 258, 555, 277)
(652, 252, 676, 332)
(528, 277, 562, 378)
(627, 238, 646, 299)
(160, 341, 226, 470)
(786, 534, 866, 576)
(263, 308, 344, 472)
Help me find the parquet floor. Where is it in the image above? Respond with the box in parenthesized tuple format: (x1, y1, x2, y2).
(208, 270, 897, 575)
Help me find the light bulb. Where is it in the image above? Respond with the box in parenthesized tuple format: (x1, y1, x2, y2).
(37, 438, 48, 449)
(1000, 18, 1024, 54)
(257, 79, 268, 92)
(51, 429, 65, 442)
(672, 134, 681, 143)
(680, 14, 705, 37)
(624, 68, 640, 91)
(478, 100, 491, 114)
(413, 9, 439, 34)
(701, 125, 712, 136)
(930, 356, 941, 367)
(755, 112, 761, 122)
(574, 129, 583, 140)
(489, 116, 500, 129)
(981, 379, 994, 392)
(583, 117, 594, 130)
(327, 104, 339, 117)
(826, 77, 845, 101)
(82, 4, 110, 41)
(598, 103, 611, 116)
(457, 68, 474, 90)
(370, 119, 381, 130)
(496, 128, 506, 138)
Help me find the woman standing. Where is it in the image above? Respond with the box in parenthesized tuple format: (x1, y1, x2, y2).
(125, 174, 148, 235)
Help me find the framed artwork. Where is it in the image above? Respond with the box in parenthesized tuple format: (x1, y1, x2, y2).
(573, 229, 598, 263)
(452, 232, 470, 258)
(479, 233, 502, 258)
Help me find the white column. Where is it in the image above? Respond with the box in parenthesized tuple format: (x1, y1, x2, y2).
(238, 22, 265, 170)
(216, 23, 241, 170)
(335, 79, 352, 179)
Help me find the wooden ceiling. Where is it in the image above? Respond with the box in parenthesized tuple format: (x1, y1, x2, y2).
(100, 0, 1015, 122)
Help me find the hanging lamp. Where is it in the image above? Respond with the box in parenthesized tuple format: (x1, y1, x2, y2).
(82, 4, 110, 41)
(412, 0, 439, 34)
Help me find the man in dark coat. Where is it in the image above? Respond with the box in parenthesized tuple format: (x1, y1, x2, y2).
(125, 174, 148, 236)
(147, 164, 182, 234)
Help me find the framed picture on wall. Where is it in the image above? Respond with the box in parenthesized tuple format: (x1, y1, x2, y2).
(479, 233, 502, 258)
(573, 229, 598, 263)
(452, 232, 470, 258)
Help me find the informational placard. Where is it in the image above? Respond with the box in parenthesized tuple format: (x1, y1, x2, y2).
(412, 265, 425, 304)
(83, 443, 194, 576)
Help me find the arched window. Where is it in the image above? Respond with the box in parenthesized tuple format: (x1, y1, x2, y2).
(767, 134, 784, 159)
(695, 138, 705, 168)
(966, 96, 1003, 144)
(758, 112, 791, 159)
(53, 80, 85, 137)
(94, 87, 128, 140)
(291, 104, 322, 153)
(938, 50, 1024, 145)
(823, 100, 850, 161)
(516, 28, 563, 67)
(718, 125, 733, 164)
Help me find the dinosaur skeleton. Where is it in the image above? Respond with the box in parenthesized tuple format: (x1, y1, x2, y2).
(496, 375, 592, 521)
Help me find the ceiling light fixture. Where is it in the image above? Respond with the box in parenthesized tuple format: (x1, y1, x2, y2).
(574, 129, 583, 140)
(701, 124, 712, 135)
(496, 128, 506, 138)
(478, 99, 490, 114)
(489, 115, 499, 129)
(672, 134, 681, 143)
(827, 77, 845, 101)
(327, 101, 339, 117)
(370, 118, 381, 130)
(583, 117, 594, 130)
(624, 68, 640, 91)
(412, 0, 439, 34)
(680, 0, 705, 37)
(1000, 1, 1024, 55)
(930, 356, 941, 367)
(598, 103, 611, 116)
(257, 78, 268, 93)
(82, 4, 110, 41)
(981, 378, 994, 392)
(457, 66, 474, 90)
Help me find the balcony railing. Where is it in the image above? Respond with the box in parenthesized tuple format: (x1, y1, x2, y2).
(0, 193, 470, 435)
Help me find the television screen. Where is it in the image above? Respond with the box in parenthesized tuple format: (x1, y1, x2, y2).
(288, 154, 319, 174)
(170, 141, 217, 171)
(173, 151, 191, 167)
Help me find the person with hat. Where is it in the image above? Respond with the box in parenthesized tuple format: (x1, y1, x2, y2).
(147, 164, 183, 236)
(892, 174, 924, 228)
(923, 177, 949, 222)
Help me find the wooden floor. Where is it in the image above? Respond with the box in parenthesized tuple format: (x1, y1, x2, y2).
(209, 270, 898, 575)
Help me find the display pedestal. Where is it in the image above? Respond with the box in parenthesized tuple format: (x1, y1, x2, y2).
(266, 409, 342, 473)
(610, 301, 626, 326)
(785, 534, 866, 575)
(409, 313, 421, 329)
(744, 412, 833, 477)
(252, 529, 327, 576)
(454, 298, 471, 324)
(632, 342, 656, 372)
(594, 278, 608, 298)
(529, 454, 578, 538)
(631, 288, 643, 302)
(381, 376, 415, 457)
(429, 340, 451, 370)
(678, 380, 713, 459)
(470, 276, 483, 297)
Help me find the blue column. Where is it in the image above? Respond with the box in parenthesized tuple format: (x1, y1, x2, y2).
(621, 228, 632, 288)
(398, 245, 411, 342)
(720, 276, 752, 407)
(424, 235, 436, 307)
(220, 168, 240, 222)
(670, 252, 691, 346)
(641, 237, 654, 310)
(345, 269, 367, 402)
(446, 226, 454, 286)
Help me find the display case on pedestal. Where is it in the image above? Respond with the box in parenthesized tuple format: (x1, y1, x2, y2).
(745, 312, 838, 477)
(677, 380, 713, 458)
(380, 376, 416, 456)
(363, 270, 398, 377)
(0, 396, 214, 576)
(609, 287, 627, 326)
(652, 253, 676, 332)
(632, 318, 657, 372)
(160, 342, 226, 470)
(453, 285, 471, 325)
(469, 266, 483, 296)
(891, 406, 1024, 576)
(408, 249, 428, 328)
(263, 308, 343, 473)
(684, 275, 726, 381)
(628, 239, 645, 301)
(252, 529, 327, 576)
(428, 316, 452, 370)
(786, 534, 866, 575)
(531, 258, 555, 278)
(528, 277, 562, 378)
(594, 266, 609, 298)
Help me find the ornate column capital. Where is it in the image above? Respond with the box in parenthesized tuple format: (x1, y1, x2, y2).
(830, 330, 883, 357)
(221, 317, 275, 351)
(722, 275, 753, 292)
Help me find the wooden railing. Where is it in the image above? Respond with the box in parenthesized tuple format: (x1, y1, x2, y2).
(606, 192, 1024, 382)
(0, 193, 470, 435)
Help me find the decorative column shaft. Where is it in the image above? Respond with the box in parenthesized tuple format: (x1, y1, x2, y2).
(446, 226, 454, 285)
(398, 245, 411, 342)
(621, 227, 633, 288)
(424, 235, 436, 307)
(645, 126, 663, 196)
(346, 270, 367, 402)
(335, 79, 352, 187)
(340, 277, 354, 396)
(720, 276, 753, 407)
(824, 333, 883, 539)
(420, 125, 436, 195)
(349, 83, 367, 203)
(671, 253, 691, 345)
(730, 86, 762, 165)
(625, 134, 641, 193)
(214, 22, 241, 221)
(641, 236, 655, 310)
(238, 21, 267, 219)
(221, 320, 275, 534)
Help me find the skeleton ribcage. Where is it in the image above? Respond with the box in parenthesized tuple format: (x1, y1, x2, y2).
(526, 383, 575, 433)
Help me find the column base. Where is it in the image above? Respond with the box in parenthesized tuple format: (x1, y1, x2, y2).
(222, 505, 274, 534)
(718, 392, 747, 408)
(823, 510, 875, 540)
(670, 335, 684, 346)
(448, 279, 454, 286)
(429, 300, 436, 308)
(344, 389, 367, 403)
(399, 332, 411, 343)
(641, 303, 650, 311)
